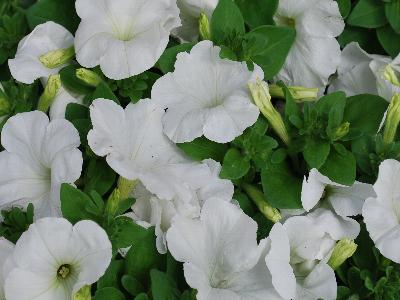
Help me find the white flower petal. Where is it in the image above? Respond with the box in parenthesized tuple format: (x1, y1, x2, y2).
(0, 238, 14, 300)
(301, 169, 334, 212)
(49, 86, 84, 120)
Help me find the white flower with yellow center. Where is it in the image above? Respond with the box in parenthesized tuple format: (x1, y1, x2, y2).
(3, 218, 112, 300)
(273, 0, 344, 89)
(152, 40, 263, 143)
(74, 0, 181, 80)
(0, 111, 82, 219)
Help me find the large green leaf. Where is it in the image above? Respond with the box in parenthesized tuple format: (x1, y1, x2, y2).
(377, 25, 400, 57)
(347, 0, 387, 29)
(220, 148, 250, 179)
(303, 138, 331, 169)
(177, 137, 228, 162)
(385, 0, 400, 33)
(235, 0, 278, 28)
(150, 270, 181, 300)
(244, 25, 296, 79)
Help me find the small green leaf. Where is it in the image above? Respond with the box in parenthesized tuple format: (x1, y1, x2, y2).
(303, 139, 331, 169)
(220, 148, 250, 179)
(385, 0, 400, 33)
(235, 0, 278, 28)
(93, 287, 126, 300)
(377, 25, 400, 57)
(177, 137, 228, 162)
(261, 162, 302, 209)
(91, 82, 120, 104)
(97, 259, 124, 289)
(121, 274, 145, 296)
(319, 143, 356, 185)
(84, 159, 116, 196)
(244, 25, 296, 79)
(134, 294, 149, 300)
(211, 0, 245, 45)
(347, 0, 387, 28)
(150, 269, 181, 300)
(157, 43, 194, 74)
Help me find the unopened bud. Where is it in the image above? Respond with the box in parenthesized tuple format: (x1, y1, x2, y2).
(383, 93, 400, 144)
(76, 68, 102, 87)
(249, 79, 290, 145)
(37, 74, 61, 112)
(106, 177, 138, 216)
(331, 122, 350, 141)
(328, 239, 357, 270)
(73, 285, 91, 300)
(199, 12, 211, 40)
(269, 84, 318, 102)
(39, 46, 75, 69)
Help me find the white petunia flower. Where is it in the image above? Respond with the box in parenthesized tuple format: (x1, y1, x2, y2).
(128, 159, 234, 254)
(301, 168, 374, 239)
(88, 98, 227, 201)
(273, 0, 344, 89)
(50, 85, 84, 120)
(329, 42, 400, 101)
(8, 21, 74, 84)
(0, 111, 82, 219)
(166, 198, 282, 300)
(266, 218, 337, 300)
(152, 40, 263, 143)
(362, 159, 400, 263)
(74, 0, 181, 80)
(3, 218, 112, 300)
(172, 0, 218, 42)
(0, 238, 14, 300)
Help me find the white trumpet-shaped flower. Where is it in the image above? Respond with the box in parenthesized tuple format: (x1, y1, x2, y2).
(88, 98, 226, 201)
(362, 159, 400, 263)
(152, 40, 263, 143)
(8, 21, 74, 84)
(0, 111, 82, 219)
(265, 218, 337, 300)
(0, 238, 14, 300)
(166, 198, 282, 300)
(172, 0, 218, 42)
(301, 168, 374, 239)
(273, 0, 344, 89)
(128, 159, 234, 254)
(329, 42, 400, 101)
(3, 218, 112, 300)
(74, 0, 181, 80)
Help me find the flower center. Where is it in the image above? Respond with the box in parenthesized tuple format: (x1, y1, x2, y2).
(57, 264, 71, 279)
(383, 65, 400, 87)
(274, 14, 296, 28)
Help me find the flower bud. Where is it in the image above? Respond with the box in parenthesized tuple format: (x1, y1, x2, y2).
(269, 84, 318, 102)
(39, 46, 75, 69)
(243, 184, 282, 223)
(76, 68, 102, 87)
(249, 79, 290, 145)
(331, 122, 350, 141)
(328, 239, 357, 270)
(383, 93, 400, 144)
(37, 74, 61, 112)
(383, 65, 400, 87)
(199, 12, 211, 41)
(106, 177, 138, 216)
(73, 285, 91, 300)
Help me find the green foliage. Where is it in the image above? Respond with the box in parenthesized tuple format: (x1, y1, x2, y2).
(235, 0, 279, 28)
(347, 0, 387, 29)
(157, 43, 195, 74)
(177, 137, 228, 162)
(220, 148, 251, 179)
(0, 204, 34, 243)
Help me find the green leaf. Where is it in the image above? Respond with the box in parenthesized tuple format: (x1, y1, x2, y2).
(377, 25, 400, 57)
(339, 26, 386, 54)
(244, 25, 296, 79)
(65, 103, 89, 120)
(344, 94, 388, 135)
(93, 287, 126, 300)
(26, 0, 80, 33)
(134, 294, 149, 300)
(385, 0, 400, 33)
(211, 0, 245, 45)
(235, 0, 278, 28)
(97, 259, 124, 289)
(319, 143, 356, 185)
(220, 148, 250, 179)
(347, 0, 387, 28)
(91, 82, 119, 104)
(150, 269, 181, 300)
(261, 162, 302, 209)
(177, 137, 228, 162)
(84, 159, 116, 196)
(157, 43, 194, 74)
(304, 139, 331, 169)
(337, 0, 352, 18)
(121, 274, 145, 296)
(60, 65, 95, 95)
(60, 183, 103, 224)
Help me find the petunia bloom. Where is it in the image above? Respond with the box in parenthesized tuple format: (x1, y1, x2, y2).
(0, 238, 14, 300)
(3, 218, 112, 300)
(88, 98, 227, 201)
(166, 198, 282, 300)
(273, 0, 344, 89)
(172, 0, 218, 42)
(329, 42, 400, 101)
(362, 159, 400, 263)
(74, 0, 181, 80)
(128, 159, 234, 254)
(8, 21, 74, 84)
(152, 40, 263, 143)
(266, 218, 337, 300)
(0, 111, 82, 219)
(49, 85, 84, 120)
